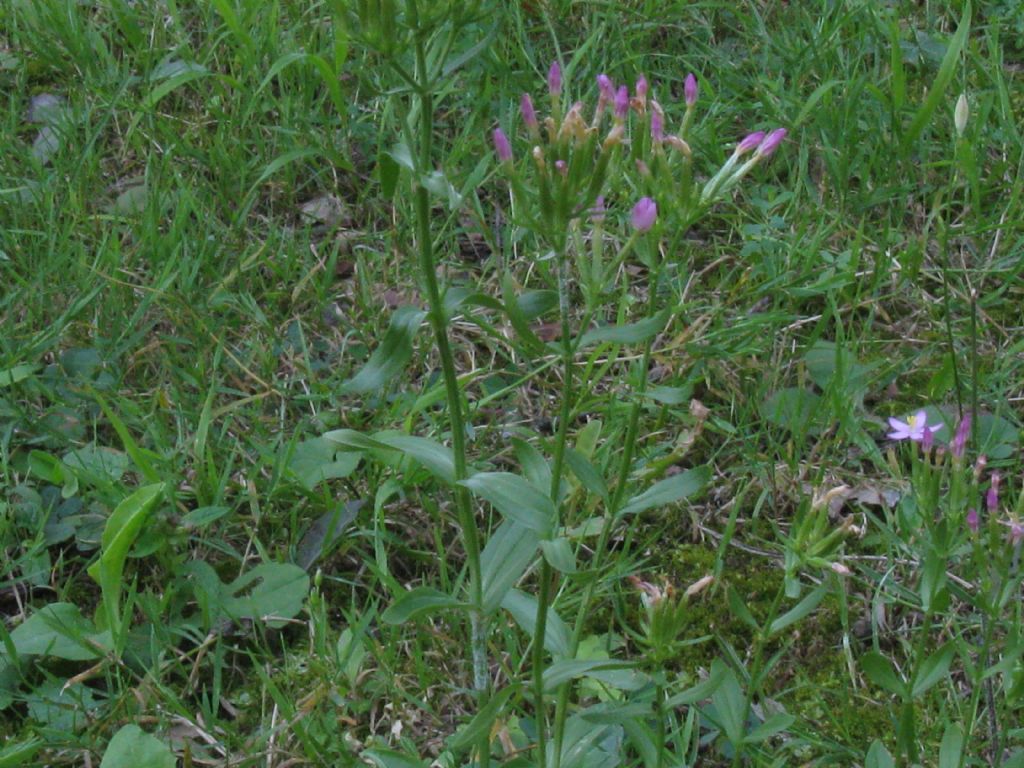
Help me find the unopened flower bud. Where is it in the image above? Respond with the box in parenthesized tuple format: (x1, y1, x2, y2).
(597, 74, 614, 103)
(955, 93, 969, 137)
(548, 60, 562, 96)
(531, 145, 546, 170)
(966, 508, 979, 533)
(603, 123, 625, 149)
(684, 72, 698, 107)
(974, 454, 988, 482)
(650, 101, 665, 143)
(635, 75, 648, 103)
(987, 472, 1000, 513)
(665, 135, 691, 156)
(590, 196, 605, 222)
(635, 159, 651, 178)
(756, 128, 787, 158)
(830, 562, 851, 576)
(520, 93, 538, 130)
(554, 159, 567, 176)
(493, 128, 512, 163)
(614, 85, 629, 121)
(631, 196, 657, 232)
(735, 130, 766, 156)
(951, 412, 971, 460)
(685, 574, 714, 597)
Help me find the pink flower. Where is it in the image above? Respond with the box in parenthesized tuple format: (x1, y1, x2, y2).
(1001, 518, 1024, 545)
(736, 131, 766, 156)
(631, 197, 657, 233)
(520, 93, 538, 130)
(548, 61, 562, 96)
(614, 85, 629, 120)
(597, 74, 614, 103)
(684, 73, 698, 107)
(554, 159, 567, 176)
(492, 128, 512, 163)
(887, 410, 941, 442)
(951, 412, 971, 459)
(756, 128, 787, 158)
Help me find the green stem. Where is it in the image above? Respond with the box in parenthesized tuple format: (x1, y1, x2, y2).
(655, 683, 667, 768)
(406, 7, 488, 762)
(533, 251, 576, 768)
(552, 259, 663, 766)
(731, 581, 787, 768)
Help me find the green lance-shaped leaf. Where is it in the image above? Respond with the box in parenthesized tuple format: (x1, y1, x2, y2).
(460, 472, 556, 535)
(87, 483, 164, 637)
(480, 520, 540, 614)
(324, 428, 455, 485)
(912, 642, 956, 698)
(447, 685, 517, 752)
(578, 307, 672, 348)
(860, 651, 907, 697)
(768, 582, 828, 636)
(381, 587, 469, 625)
(618, 466, 709, 517)
(501, 589, 571, 658)
(341, 307, 426, 394)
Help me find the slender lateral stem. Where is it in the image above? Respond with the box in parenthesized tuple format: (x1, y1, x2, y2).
(552, 260, 663, 766)
(731, 582, 787, 768)
(654, 683, 667, 768)
(406, 9, 488, 763)
(532, 252, 575, 768)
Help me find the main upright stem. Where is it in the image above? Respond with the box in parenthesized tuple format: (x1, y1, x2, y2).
(408, 0, 488, 715)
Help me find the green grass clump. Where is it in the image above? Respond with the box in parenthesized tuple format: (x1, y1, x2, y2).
(2, 1, 1024, 766)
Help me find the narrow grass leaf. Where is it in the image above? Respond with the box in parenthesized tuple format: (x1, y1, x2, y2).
(0, 738, 41, 768)
(381, 587, 468, 625)
(618, 467, 709, 517)
(340, 307, 426, 394)
(901, 2, 971, 153)
(460, 472, 555, 535)
(0, 364, 37, 387)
